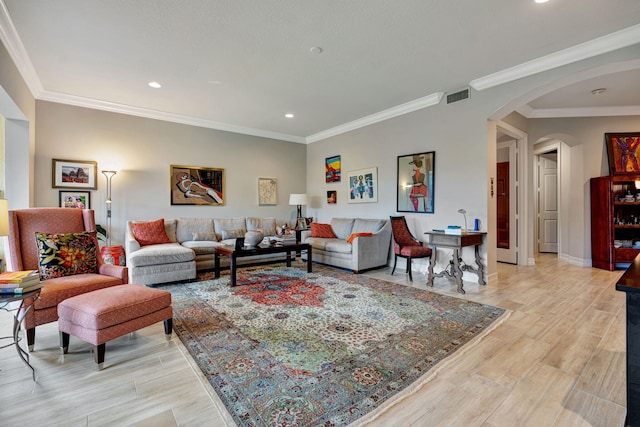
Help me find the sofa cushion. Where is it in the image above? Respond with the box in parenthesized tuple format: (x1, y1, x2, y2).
(221, 229, 244, 239)
(35, 273, 123, 310)
(127, 243, 195, 267)
(192, 232, 218, 241)
(35, 231, 99, 279)
(330, 218, 355, 240)
(352, 218, 385, 234)
(181, 240, 225, 254)
(310, 223, 337, 238)
(307, 237, 352, 254)
(176, 218, 215, 242)
(214, 218, 247, 240)
(131, 219, 172, 246)
(246, 217, 277, 236)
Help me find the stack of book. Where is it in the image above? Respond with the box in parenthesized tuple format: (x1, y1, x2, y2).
(0, 270, 43, 294)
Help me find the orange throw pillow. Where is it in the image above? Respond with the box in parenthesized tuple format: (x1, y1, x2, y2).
(131, 218, 171, 246)
(310, 223, 337, 238)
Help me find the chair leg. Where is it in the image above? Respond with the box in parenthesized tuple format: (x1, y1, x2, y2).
(27, 328, 35, 352)
(407, 257, 413, 281)
(392, 255, 398, 275)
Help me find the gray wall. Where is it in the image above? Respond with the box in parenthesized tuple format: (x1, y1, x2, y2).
(33, 101, 307, 246)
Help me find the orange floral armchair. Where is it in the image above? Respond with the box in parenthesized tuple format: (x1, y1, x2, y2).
(7, 208, 128, 350)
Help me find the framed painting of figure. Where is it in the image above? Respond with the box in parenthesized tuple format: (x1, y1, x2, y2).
(170, 165, 225, 206)
(347, 167, 377, 203)
(397, 151, 435, 213)
(606, 133, 640, 175)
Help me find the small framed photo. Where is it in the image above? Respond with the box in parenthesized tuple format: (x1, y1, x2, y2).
(296, 217, 308, 230)
(59, 191, 91, 209)
(327, 190, 337, 204)
(52, 159, 98, 189)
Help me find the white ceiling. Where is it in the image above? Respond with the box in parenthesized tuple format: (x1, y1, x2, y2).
(2, 0, 640, 143)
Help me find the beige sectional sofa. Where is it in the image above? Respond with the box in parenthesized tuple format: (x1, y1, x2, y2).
(300, 217, 391, 273)
(125, 217, 284, 285)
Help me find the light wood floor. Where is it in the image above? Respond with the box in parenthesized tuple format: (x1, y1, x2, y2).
(0, 254, 627, 426)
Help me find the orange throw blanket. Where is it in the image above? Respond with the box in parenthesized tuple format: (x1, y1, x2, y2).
(346, 232, 373, 244)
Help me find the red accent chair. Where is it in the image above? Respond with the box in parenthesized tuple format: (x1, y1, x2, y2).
(7, 208, 128, 351)
(389, 216, 432, 281)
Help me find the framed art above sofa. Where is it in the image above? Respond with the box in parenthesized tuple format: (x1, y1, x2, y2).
(171, 165, 225, 206)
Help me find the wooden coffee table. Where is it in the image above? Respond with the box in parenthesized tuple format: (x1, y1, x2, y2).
(214, 243, 312, 286)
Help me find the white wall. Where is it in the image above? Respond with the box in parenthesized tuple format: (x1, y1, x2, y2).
(34, 101, 307, 246)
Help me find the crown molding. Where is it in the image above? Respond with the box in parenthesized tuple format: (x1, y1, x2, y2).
(38, 90, 306, 143)
(0, 0, 43, 97)
(517, 104, 640, 119)
(470, 23, 640, 91)
(305, 92, 444, 143)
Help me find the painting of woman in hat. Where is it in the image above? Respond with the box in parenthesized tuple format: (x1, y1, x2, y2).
(397, 151, 435, 213)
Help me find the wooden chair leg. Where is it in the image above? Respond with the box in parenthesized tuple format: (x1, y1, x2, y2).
(392, 255, 398, 275)
(164, 318, 173, 340)
(407, 257, 413, 281)
(94, 343, 106, 370)
(27, 327, 35, 352)
(59, 331, 69, 354)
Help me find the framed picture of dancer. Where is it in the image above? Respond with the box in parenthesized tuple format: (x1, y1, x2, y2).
(170, 165, 225, 206)
(606, 132, 640, 175)
(397, 151, 435, 213)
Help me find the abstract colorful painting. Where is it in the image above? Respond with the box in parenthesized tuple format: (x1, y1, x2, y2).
(606, 132, 640, 175)
(170, 165, 225, 205)
(347, 167, 377, 203)
(325, 155, 341, 183)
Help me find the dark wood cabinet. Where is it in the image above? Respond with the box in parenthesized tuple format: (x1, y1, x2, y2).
(591, 175, 640, 270)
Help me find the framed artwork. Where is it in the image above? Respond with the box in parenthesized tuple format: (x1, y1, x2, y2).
(326, 155, 341, 183)
(347, 167, 378, 203)
(296, 217, 308, 230)
(397, 151, 435, 213)
(59, 191, 90, 209)
(327, 190, 337, 204)
(605, 132, 640, 175)
(52, 159, 97, 189)
(258, 177, 277, 205)
(170, 165, 225, 206)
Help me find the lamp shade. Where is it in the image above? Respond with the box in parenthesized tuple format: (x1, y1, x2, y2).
(289, 194, 307, 206)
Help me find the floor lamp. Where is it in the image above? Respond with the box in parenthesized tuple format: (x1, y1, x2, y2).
(102, 170, 117, 246)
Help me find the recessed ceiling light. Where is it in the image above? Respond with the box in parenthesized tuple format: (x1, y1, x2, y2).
(591, 88, 606, 95)
(285, 113, 294, 118)
(148, 81, 162, 88)
(309, 46, 323, 54)
(535, 0, 549, 3)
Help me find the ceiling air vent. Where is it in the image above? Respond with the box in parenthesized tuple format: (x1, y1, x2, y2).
(446, 88, 470, 104)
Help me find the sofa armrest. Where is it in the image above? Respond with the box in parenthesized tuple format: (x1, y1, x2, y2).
(125, 221, 141, 254)
(301, 230, 312, 241)
(351, 221, 392, 272)
(99, 264, 129, 284)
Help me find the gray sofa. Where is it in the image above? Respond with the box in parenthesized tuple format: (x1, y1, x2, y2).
(300, 218, 391, 273)
(125, 217, 284, 285)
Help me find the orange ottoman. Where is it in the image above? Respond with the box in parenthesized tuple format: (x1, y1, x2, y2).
(57, 284, 172, 369)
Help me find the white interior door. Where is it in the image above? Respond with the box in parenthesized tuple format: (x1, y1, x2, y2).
(497, 140, 518, 264)
(537, 152, 558, 253)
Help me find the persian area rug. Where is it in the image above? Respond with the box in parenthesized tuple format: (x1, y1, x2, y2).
(158, 264, 507, 427)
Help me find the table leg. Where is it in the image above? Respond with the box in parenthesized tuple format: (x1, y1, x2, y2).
(286, 251, 292, 267)
(452, 249, 465, 294)
(307, 248, 313, 272)
(214, 253, 221, 279)
(475, 245, 486, 286)
(230, 254, 237, 287)
(427, 247, 436, 287)
(14, 300, 37, 381)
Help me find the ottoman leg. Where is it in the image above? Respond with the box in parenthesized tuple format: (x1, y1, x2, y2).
(94, 343, 106, 370)
(164, 318, 173, 340)
(59, 331, 69, 354)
